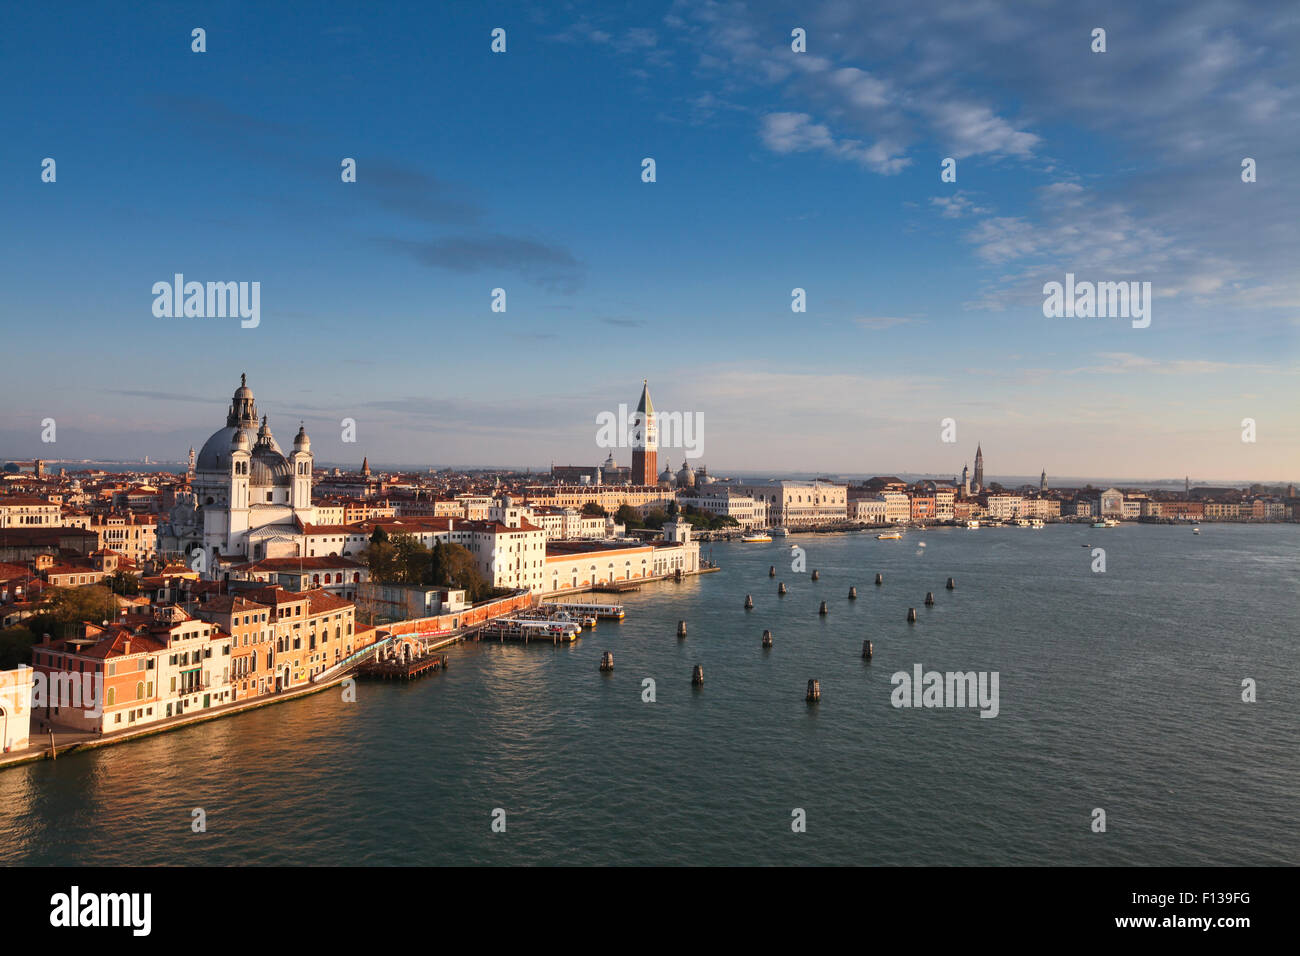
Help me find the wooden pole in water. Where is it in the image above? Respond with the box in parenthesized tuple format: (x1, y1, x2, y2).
(692, 664, 704, 686)
(848, 586, 857, 600)
(744, 594, 754, 610)
(907, 607, 918, 623)
(778, 582, 787, 595)
(875, 573, 883, 586)
(769, 565, 776, 578)
(946, 577, 955, 590)
(806, 679, 820, 702)
(925, 592, 935, 606)
(818, 601, 829, 615)
(811, 570, 820, 581)
(49, 729, 56, 760)
(677, 620, 687, 638)
(762, 629, 773, 648)
(862, 640, 873, 659)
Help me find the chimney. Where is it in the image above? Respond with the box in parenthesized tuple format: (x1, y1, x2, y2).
(123, 638, 131, 654)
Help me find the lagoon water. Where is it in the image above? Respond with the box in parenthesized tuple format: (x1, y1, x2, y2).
(1, 524, 1296, 865)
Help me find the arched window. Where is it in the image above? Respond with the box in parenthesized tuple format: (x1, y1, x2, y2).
(136, 682, 145, 700)
(106, 687, 116, 706)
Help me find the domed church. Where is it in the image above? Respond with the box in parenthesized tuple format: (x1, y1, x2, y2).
(163, 375, 314, 567)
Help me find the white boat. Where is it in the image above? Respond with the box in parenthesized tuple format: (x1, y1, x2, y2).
(770, 527, 790, 537)
(1029, 518, 1044, 529)
(1192, 527, 1200, 534)
(877, 531, 902, 540)
(965, 520, 980, 529)
(741, 531, 772, 543)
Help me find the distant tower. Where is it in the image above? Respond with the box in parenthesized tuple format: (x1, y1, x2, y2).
(1040, 469, 1048, 493)
(631, 379, 658, 486)
(973, 444, 984, 492)
(1185, 475, 1189, 495)
(187, 447, 196, 481)
(961, 463, 970, 497)
(361, 457, 371, 478)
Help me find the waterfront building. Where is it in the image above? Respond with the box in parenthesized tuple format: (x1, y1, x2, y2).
(879, 491, 911, 524)
(0, 665, 32, 752)
(984, 494, 1024, 519)
(356, 583, 469, 622)
(192, 596, 274, 700)
(725, 480, 848, 528)
(850, 498, 887, 523)
(675, 490, 769, 529)
(543, 516, 698, 593)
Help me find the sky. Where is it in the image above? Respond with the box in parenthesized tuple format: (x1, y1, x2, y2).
(1, 0, 1297, 483)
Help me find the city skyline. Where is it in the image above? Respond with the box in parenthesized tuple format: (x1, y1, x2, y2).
(2, 1, 1296, 478)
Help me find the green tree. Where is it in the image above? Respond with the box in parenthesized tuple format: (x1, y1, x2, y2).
(642, 509, 667, 529)
(581, 502, 606, 517)
(363, 538, 398, 583)
(0, 626, 36, 669)
(614, 504, 642, 528)
(38, 585, 119, 637)
(105, 569, 139, 595)
(391, 534, 428, 584)
(427, 540, 447, 587)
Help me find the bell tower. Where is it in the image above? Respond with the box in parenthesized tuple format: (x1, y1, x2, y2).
(631, 379, 658, 486)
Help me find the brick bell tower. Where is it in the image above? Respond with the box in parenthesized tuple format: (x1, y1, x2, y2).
(631, 379, 658, 486)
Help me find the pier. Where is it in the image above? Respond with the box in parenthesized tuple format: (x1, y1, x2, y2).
(357, 654, 449, 681)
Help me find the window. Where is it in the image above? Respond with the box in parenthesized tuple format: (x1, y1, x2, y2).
(135, 682, 144, 700)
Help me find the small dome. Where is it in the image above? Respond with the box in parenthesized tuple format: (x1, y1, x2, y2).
(294, 424, 310, 451)
(231, 430, 251, 452)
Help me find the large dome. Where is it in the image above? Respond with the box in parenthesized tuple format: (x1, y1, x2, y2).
(195, 376, 286, 480)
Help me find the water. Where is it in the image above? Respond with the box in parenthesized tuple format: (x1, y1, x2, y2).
(2, 524, 1296, 865)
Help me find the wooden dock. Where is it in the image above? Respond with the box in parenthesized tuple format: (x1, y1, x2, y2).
(356, 654, 449, 681)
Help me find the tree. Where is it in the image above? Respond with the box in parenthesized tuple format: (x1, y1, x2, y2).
(427, 540, 447, 587)
(363, 538, 398, 583)
(392, 534, 427, 584)
(642, 509, 667, 529)
(437, 543, 491, 601)
(615, 504, 642, 529)
(0, 626, 36, 669)
(581, 502, 606, 517)
(105, 569, 139, 595)
(38, 585, 119, 637)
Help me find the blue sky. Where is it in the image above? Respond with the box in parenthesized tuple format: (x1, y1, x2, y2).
(1, 0, 1297, 481)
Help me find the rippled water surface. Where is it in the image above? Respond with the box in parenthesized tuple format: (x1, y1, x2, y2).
(2, 524, 1296, 865)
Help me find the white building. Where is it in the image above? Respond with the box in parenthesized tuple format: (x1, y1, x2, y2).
(725, 480, 847, 528)
(160, 376, 315, 567)
(676, 491, 769, 529)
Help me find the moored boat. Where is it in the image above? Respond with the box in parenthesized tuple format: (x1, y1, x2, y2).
(741, 531, 773, 542)
(877, 531, 902, 540)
